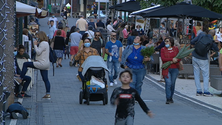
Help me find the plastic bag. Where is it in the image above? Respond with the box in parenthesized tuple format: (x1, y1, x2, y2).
(90, 76, 105, 88)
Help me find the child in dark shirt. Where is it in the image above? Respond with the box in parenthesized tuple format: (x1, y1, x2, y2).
(110, 70, 153, 125)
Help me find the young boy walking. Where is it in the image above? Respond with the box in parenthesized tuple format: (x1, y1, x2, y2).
(110, 70, 153, 125)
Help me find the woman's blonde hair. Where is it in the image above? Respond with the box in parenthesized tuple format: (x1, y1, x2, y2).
(37, 31, 48, 42)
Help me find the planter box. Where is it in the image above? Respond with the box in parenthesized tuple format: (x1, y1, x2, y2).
(210, 75, 222, 90)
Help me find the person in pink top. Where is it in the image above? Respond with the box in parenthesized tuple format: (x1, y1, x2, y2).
(122, 25, 129, 39)
(53, 25, 66, 38)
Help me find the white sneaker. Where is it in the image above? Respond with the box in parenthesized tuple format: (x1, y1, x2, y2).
(114, 79, 118, 85)
(110, 83, 114, 87)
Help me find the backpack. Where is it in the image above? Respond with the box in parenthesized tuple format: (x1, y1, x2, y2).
(194, 34, 213, 57)
(49, 47, 57, 76)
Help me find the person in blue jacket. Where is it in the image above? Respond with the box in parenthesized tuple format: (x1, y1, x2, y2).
(7, 102, 29, 119)
(121, 36, 151, 95)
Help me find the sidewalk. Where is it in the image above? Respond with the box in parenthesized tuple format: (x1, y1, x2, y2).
(149, 73, 222, 109)
(5, 17, 222, 125)
(5, 61, 222, 125)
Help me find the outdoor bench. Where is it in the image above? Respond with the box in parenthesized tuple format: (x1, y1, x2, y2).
(17, 59, 34, 91)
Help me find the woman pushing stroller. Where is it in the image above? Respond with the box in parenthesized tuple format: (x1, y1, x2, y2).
(75, 38, 99, 82)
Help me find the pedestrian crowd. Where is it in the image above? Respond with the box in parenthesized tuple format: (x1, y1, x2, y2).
(12, 15, 222, 124)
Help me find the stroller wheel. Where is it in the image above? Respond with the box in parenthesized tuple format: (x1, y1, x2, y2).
(105, 92, 108, 104)
(79, 91, 83, 104)
(87, 97, 90, 105)
(103, 97, 106, 105)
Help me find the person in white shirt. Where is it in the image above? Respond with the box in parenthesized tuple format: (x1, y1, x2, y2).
(216, 27, 222, 43)
(196, 22, 203, 36)
(76, 15, 88, 35)
(48, 14, 58, 28)
(22, 29, 29, 46)
(85, 26, 94, 39)
(48, 20, 57, 41)
(107, 20, 115, 35)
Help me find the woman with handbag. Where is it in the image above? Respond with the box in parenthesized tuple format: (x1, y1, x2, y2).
(14, 31, 51, 99)
(161, 37, 180, 104)
(52, 29, 66, 67)
(121, 36, 151, 95)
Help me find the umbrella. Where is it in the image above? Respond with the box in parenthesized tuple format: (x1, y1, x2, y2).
(143, 2, 222, 19)
(131, 4, 164, 16)
(109, 1, 141, 12)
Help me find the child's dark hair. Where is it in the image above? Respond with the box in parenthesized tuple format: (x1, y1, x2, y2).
(18, 45, 25, 50)
(119, 70, 133, 79)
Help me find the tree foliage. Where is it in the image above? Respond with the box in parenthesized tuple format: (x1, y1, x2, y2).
(140, 0, 222, 14)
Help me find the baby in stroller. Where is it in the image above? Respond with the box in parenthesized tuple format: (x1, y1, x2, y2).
(79, 55, 109, 105)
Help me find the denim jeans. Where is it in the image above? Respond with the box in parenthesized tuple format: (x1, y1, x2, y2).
(20, 62, 36, 79)
(164, 68, 179, 99)
(79, 31, 85, 35)
(40, 70, 50, 94)
(130, 68, 146, 95)
(107, 59, 120, 83)
(115, 116, 134, 125)
(192, 57, 209, 93)
(14, 75, 31, 94)
(21, 62, 50, 94)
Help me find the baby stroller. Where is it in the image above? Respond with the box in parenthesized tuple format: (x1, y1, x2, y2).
(79, 56, 109, 105)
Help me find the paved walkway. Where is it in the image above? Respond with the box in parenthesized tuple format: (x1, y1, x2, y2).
(4, 17, 222, 125)
(6, 59, 222, 125)
(149, 74, 222, 109)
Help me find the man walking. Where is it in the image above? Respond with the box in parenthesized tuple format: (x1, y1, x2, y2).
(48, 14, 58, 28)
(69, 28, 82, 66)
(91, 31, 105, 57)
(191, 29, 218, 96)
(48, 20, 57, 41)
(105, 32, 123, 86)
(96, 19, 105, 29)
(76, 16, 88, 35)
(155, 33, 169, 82)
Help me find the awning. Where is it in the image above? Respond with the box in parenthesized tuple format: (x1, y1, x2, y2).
(131, 4, 164, 16)
(109, 1, 141, 12)
(16, 1, 48, 18)
(16, 1, 36, 14)
(142, 2, 222, 20)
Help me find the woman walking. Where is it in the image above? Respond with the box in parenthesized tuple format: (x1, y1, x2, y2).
(75, 38, 99, 82)
(161, 37, 180, 104)
(121, 36, 151, 95)
(16, 31, 51, 99)
(53, 29, 66, 67)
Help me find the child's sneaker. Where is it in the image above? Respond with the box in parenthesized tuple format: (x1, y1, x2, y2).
(203, 92, 213, 97)
(110, 83, 114, 87)
(114, 79, 118, 85)
(196, 91, 202, 96)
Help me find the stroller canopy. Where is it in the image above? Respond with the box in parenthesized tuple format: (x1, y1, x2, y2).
(81, 56, 109, 76)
